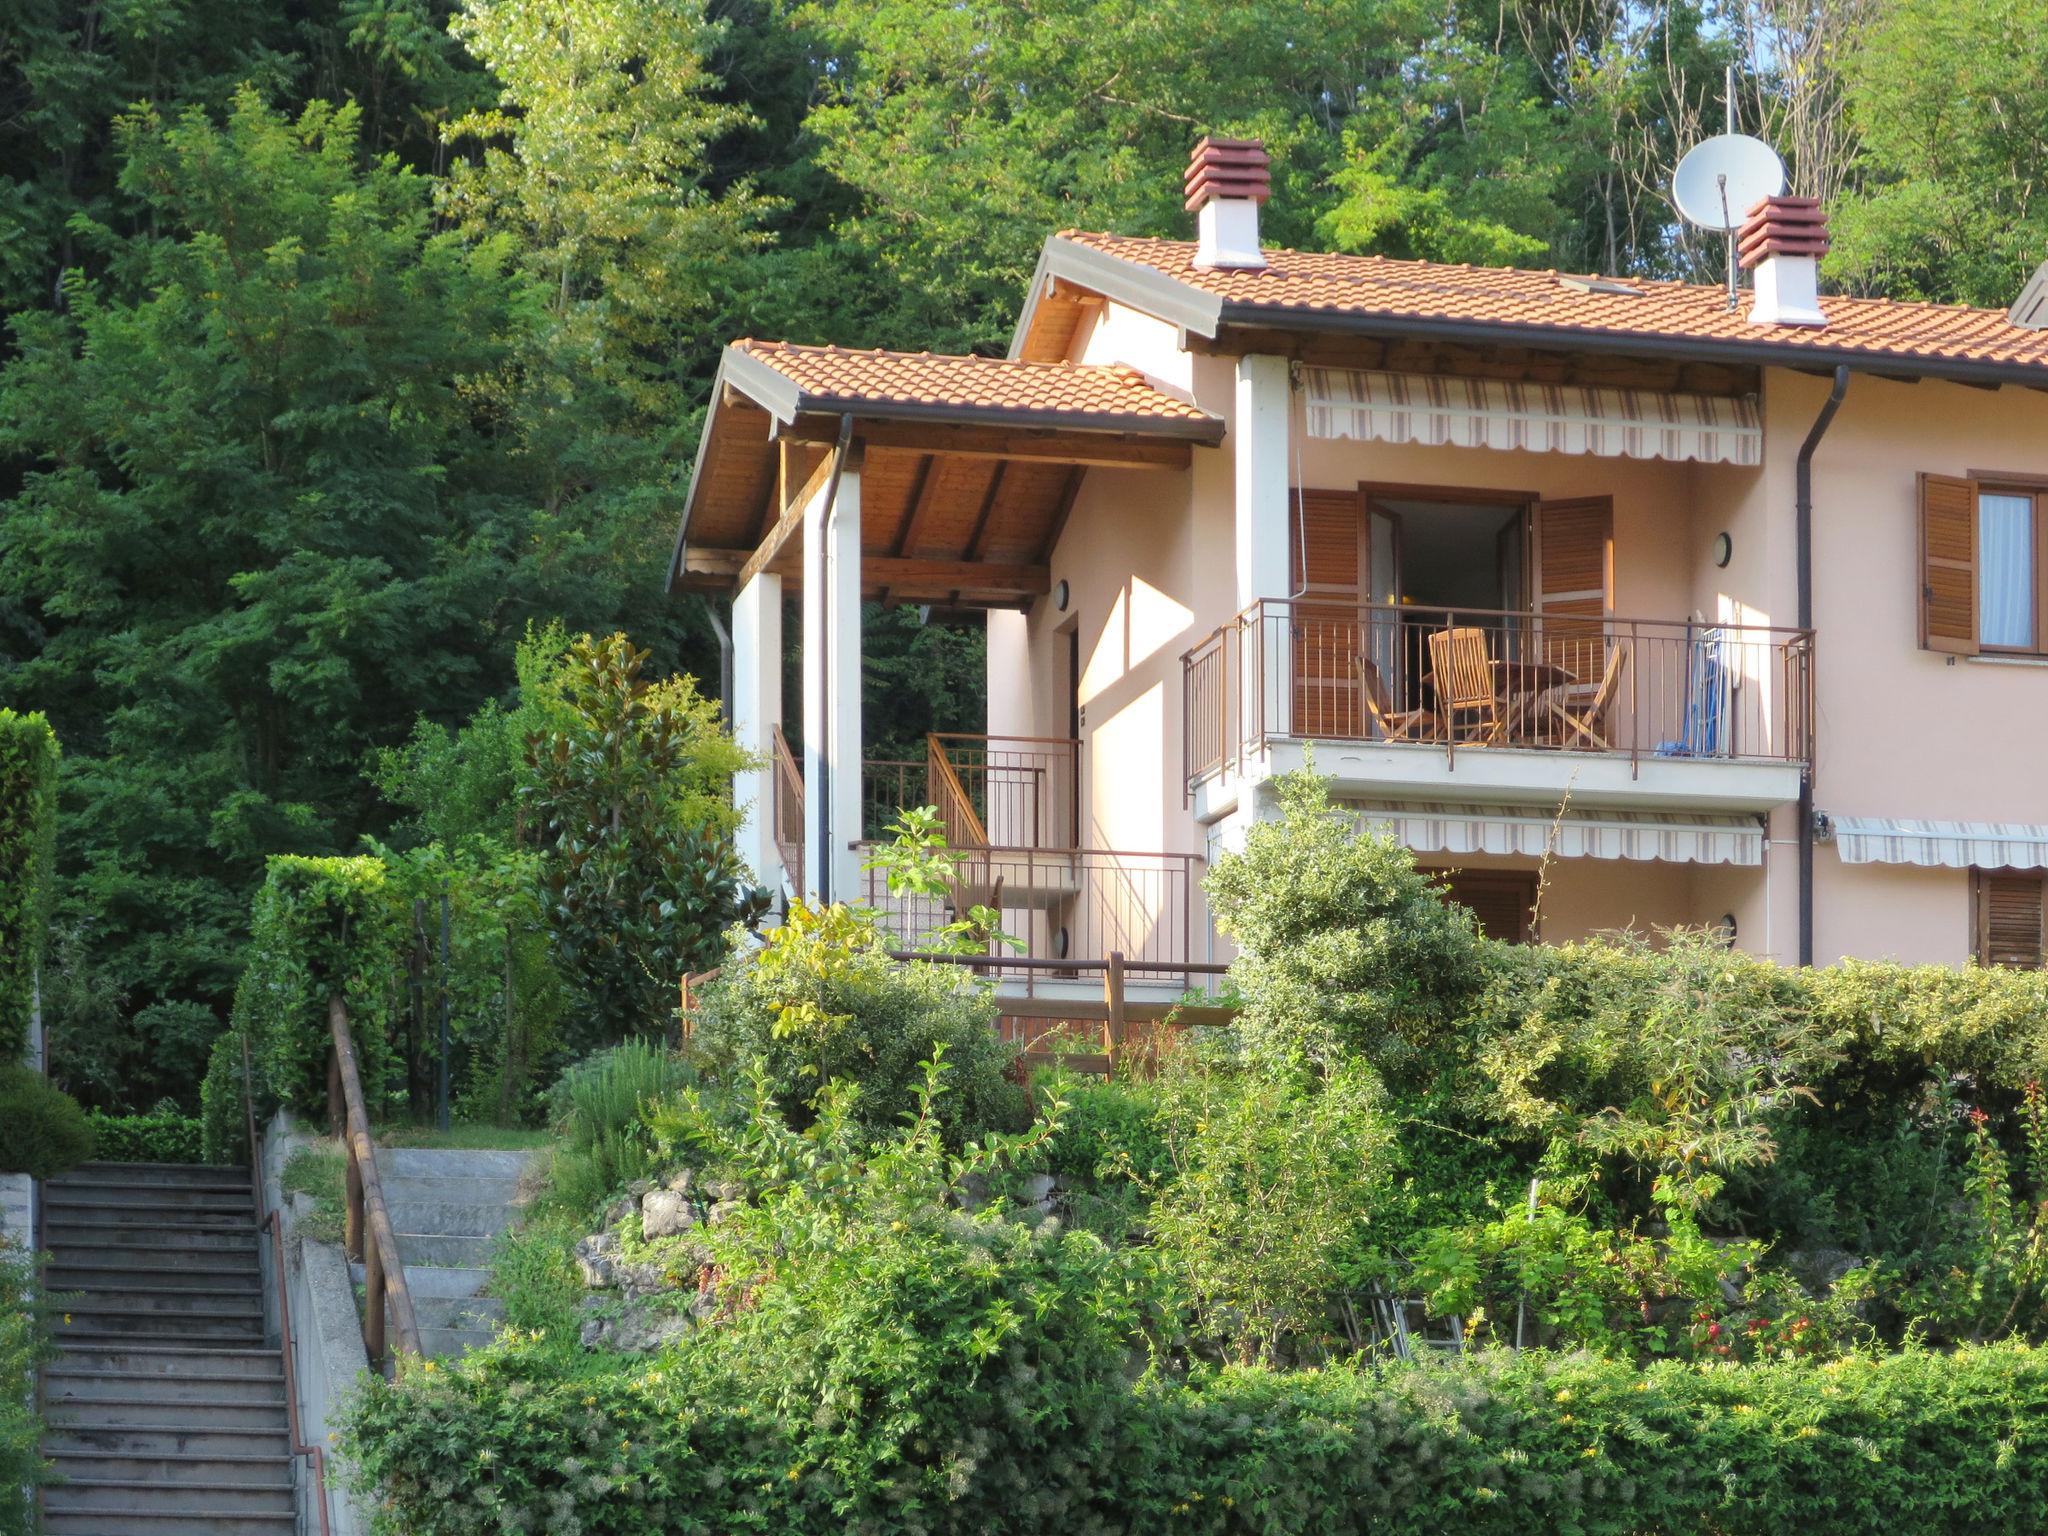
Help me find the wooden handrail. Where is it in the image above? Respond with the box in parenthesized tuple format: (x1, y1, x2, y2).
(238, 1035, 334, 1536)
(328, 995, 421, 1364)
(771, 725, 805, 881)
(925, 734, 991, 849)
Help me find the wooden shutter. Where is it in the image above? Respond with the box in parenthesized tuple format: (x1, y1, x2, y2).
(1919, 472, 1979, 655)
(1291, 489, 1363, 738)
(1533, 497, 1613, 681)
(1431, 869, 1538, 943)
(1974, 871, 2046, 969)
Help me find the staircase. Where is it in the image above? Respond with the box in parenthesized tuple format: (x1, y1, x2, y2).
(355, 1147, 534, 1358)
(39, 1162, 295, 1535)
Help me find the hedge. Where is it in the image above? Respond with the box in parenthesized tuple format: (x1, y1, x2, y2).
(0, 710, 59, 1062)
(83, 1107, 205, 1165)
(336, 1339, 2048, 1536)
(0, 1065, 93, 1179)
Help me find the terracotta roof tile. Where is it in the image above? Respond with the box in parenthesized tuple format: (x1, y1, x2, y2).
(731, 339, 1220, 434)
(1056, 232, 2048, 374)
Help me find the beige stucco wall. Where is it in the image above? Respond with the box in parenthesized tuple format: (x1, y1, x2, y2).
(988, 326, 2048, 969)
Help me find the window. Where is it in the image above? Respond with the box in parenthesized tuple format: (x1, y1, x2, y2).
(1919, 474, 2048, 655)
(1428, 868, 1539, 943)
(1972, 870, 2046, 969)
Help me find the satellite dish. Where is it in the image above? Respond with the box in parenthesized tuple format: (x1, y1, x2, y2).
(1672, 134, 1787, 233)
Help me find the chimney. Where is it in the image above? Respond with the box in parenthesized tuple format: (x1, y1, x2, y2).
(1185, 137, 1270, 271)
(1738, 195, 1828, 328)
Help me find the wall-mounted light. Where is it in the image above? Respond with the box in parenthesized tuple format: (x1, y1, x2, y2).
(1054, 579, 1071, 612)
(1713, 532, 1734, 569)
(1052, 925, 1070, 959)
(1715, 912, 1739, 946)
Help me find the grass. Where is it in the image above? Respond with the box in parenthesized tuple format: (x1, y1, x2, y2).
(371, 1122, 555, 1151)
(281, 1142, 349, 1245)
(490, 1206, 588, 1343)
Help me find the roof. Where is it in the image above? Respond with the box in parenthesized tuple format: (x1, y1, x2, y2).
(724, 339, 1221, 438)
(1016, 232, 2048, 385)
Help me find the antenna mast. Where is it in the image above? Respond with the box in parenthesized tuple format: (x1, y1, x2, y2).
(1723, 65, 1738, 312)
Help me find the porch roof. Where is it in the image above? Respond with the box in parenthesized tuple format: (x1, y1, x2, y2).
(669, 341, 1223, 606)
(1018, 233, 2048, 389)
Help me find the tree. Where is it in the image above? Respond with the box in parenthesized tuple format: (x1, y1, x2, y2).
(522, 632, 763, 1042)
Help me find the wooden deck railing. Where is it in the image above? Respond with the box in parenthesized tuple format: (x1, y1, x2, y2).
(1184, 598, 1814, 792)
(772, 725, 805, 883)
(326, 995, 421, 1366)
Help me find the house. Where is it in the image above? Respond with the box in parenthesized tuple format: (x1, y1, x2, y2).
(671, 136, 2048, 1001)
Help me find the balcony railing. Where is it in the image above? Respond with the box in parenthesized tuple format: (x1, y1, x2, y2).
(857, 845, 1207, 981)
(861, 734, 1080, 850)
(1183, 599, 1813, 791)
(772, 726, 805, 882)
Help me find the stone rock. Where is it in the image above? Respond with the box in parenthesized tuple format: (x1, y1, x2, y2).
(604, 1196, 637, 1229)
(707, 1199, 743, 1228)
(640, 1189, 699, 1240)
(665, 1168, 695, 1195)
(1017, 1174, 1055, 1204)
(627, 1178, 654, 1198)
(708, 1178, 747, 1202)
(574, 1233, 619, 1288)
(956, 1173, 991, 1212)
(577, 1295, 696, 1354)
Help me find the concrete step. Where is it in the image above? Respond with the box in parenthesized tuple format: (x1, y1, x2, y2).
(414, 1294, 503, 1332)
(43, 1511, 295, 1535)
(46, 1208, 255, 1235)
(43, 1395, 289, 1430)
(350, 1260, 490, 1298)
(385, 1198, 519, 1239)
(58, 1161, 250, 1180)
(47, 1344, 285, 1383)
(45, 1224, 260, 1256)
(418, 1324, 496, 1358)
(54, 1287, 263, 1317)
(50, 1264, 263, 1293)
(47, 1177, 254, 1203)
(44, 1421, 290, 1454)
(56, 1308, 266, 1345)
(389, 1232, 494, 1267)
(46, 1450, 293, 1487)
(43, 1476, 294, 1515)
(374, 1147, 534, 1180)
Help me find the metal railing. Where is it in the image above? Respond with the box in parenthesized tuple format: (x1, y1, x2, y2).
(238, 1035, 334, 1536)
(327, 996, 421, 1366)
(772, 725, 804, 883)
(1183, 598, 1814, 792)
(861, 758, 930, 840)
(857, 844, 1205, 980)
(927, 734, 1080, 850)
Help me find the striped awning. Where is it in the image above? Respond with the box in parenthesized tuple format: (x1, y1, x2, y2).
(1828, 817, 2048, 870)
(1347, 801, 1764, 866)
(1303, 368, 1763, 466)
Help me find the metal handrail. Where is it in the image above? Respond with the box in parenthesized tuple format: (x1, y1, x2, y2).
(327, 995, 422, 1364)
(924, 736, 991, 849)
(239, 1035, 334, 1536)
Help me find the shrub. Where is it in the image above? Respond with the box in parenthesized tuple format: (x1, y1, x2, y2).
(0, 709, 58, 1062)
(0, 1241, 54, 1531)
(83, 1105, 204, 1163)
(1205, 767, 1482, 1079)
(691, 901, 1027, 1149)
(281, 1144, 348, 1244)
(544, 1039, 695, 1213)
(1147, 1056, 1394, 1362)
(199, 1030, 249, 1166)
(0, 1066, 94, 1178)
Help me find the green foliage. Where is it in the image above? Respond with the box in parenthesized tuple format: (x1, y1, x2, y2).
(82, 1106, 204, 1164)
(199, 1031, 250, 1167)
(490, 1209, 589, 1342)
(233, 856, 403, 1122)
(282, 1143, 350, 1246)
(523, 633, 763, 1043)
(1205, 768, 1483, 1078)
(689, 900, 1027, 1149)
(1147, 1055, 1394, 1362)
(0, 1065, 94, 1178)
(0, 710, 58, 1059)
(545, 1040, 696, 1214)
(0, 1241, 55, 1532)
(862, 805, 1017, 954)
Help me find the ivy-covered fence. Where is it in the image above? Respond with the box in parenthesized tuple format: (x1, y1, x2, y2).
(0, 710, 59, 1063)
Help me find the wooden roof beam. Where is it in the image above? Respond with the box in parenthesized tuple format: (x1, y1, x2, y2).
(782, 417, 1196, 469)
(735, 445, 839, 590)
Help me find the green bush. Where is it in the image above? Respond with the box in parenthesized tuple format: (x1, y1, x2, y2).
(691, 900, 1026, 1149)
(544, 1039, 695, 1213)
(0, 710, 59, 1062)
(0, 1241, 54, 1532)
(199, 1030, 249, 1166)
(1206, 767, 1482, 1079)
(0, 1065, 94, 1177)
(82, 1105, 204, 1163)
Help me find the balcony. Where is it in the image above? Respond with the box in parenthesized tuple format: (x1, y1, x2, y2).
(1183, 599, 1814, 815)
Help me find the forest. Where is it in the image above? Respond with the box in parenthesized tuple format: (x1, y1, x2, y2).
(2, 0, 2044, 1111)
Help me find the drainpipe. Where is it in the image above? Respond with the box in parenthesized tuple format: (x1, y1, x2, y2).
(813, 415, 856, 903)
(1795, 365, 1849, 967)
(700, 596, 733, 722)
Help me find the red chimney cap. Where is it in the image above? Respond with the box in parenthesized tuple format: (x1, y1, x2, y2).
(1185, 136, 1270, 213)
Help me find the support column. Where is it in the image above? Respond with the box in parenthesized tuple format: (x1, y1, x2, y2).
(1234, 354, 1293, 740)
(801, 457, 864, 902)
(731, 571, 783, 889)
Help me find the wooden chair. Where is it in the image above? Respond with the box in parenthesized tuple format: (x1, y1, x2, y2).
(1428, 626, 1502, 744)
(1546, 644, 1629, 750)
(1355, 657, 1436, 742)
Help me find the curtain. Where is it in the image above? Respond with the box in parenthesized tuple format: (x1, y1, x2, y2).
(1979, 493, 2035, 648)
